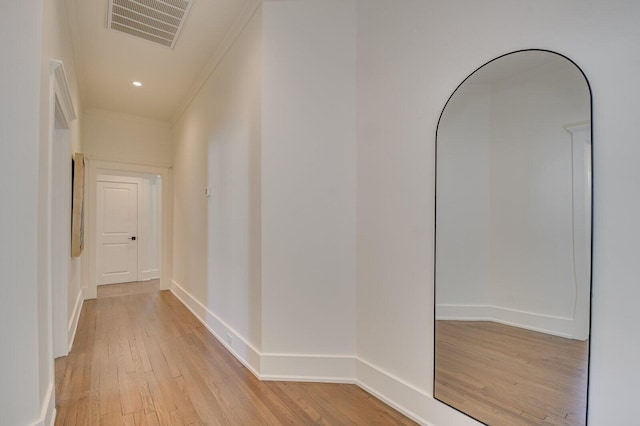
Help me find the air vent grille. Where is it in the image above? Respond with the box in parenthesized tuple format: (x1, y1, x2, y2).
(107, 0, 194, 48)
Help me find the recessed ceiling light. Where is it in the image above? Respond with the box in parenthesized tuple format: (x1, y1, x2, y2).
(132, 81, 142, 87)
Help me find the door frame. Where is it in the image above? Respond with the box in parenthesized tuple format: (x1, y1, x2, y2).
(564, 121, 592, 341)
(96, 175, 144, 286)
(86, 158, 172, 299)
(49, 60, 77, 359)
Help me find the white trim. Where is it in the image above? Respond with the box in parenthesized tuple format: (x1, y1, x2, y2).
(171, 0, 262, 123)
(564, 120, 592, 341)
(356, 359, 434, 426)
(67, 288, 84, 352)
(30, 383, 56, 426)
(49, 59, 77, 363)
(169, 279, 261, 376)
(141, 269, 161, 281)
(85, 108, 171, 129)
(50, 60, 76, 123)
(85, 153, 171, 169)
(87, 159, 172, 299)
(435, 303, 578, 339)
(355, 359, 479, 426)
(168, 278, 471, 426)
(260, 354, 355, 383)
(62, 0, 86, 106)
(96, 174, 144, 184)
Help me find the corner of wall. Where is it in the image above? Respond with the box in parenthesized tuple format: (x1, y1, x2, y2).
(169, 279, 262, 376)
(68, 287, 84, 351)
(31, 383, 56, 426)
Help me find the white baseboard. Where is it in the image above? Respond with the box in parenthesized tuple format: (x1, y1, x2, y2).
(436, 303, 575, 339)
(260, 354, 355, 382)
(355, 359, 481, 426)
(31, 383, 56, 426)
(68, 288, 84, 351)
(84, 284, 96, 300)
(141, 269, 160, 281)
(355, 358, 433, 426)
(169, 279, 261, 376)
(168, 278, 480, 426)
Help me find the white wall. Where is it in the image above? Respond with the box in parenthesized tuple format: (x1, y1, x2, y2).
(170, 0, 358, 380)
(0, 2, 43, 423)
(261, 0, 357, 362)
(356, 0, 640, 424)
(41, 0, 84, 353)
(489, 57, 590, 321)
(84, 110, 170, 292)
(171, 7, 263, 361)
(83, 108, 172, 166)
(435, 84, 491, 308)
(31, 0, 85, 422)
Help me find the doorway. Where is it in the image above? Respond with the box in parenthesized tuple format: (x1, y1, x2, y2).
(89, 160, 171, 299)
(96, 174, 162, 286)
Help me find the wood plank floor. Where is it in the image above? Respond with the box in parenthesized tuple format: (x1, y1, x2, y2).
(55, 281, 416, 425)
(434, 321, 588, 426)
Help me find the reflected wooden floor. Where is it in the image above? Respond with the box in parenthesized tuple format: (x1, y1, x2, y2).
(434, 321, 588, 426)
(55, 281, 416, 425)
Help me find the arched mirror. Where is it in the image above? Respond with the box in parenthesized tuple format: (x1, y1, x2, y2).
(434, 50, 592, 425)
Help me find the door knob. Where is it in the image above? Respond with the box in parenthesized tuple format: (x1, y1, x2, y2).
(128, 236, 137, 241)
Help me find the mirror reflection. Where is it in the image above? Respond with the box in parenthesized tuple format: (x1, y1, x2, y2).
(434, 50, 591, 425)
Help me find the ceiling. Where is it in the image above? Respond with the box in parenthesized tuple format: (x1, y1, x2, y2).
(66, 0, 257, 122)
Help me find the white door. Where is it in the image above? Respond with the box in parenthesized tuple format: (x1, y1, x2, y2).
(97, 181, 139, 285)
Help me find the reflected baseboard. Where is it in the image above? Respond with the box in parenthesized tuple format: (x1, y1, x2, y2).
(169, 279, 262, 376)
(436, 303, 586, 340)
(170, 278, 481, 426)
(30, 382, 55, 426)
(68, 288, 84, 353)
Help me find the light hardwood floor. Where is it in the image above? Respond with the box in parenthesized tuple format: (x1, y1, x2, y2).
(55, 281, 416, 425)
(434, 321, 589, 426)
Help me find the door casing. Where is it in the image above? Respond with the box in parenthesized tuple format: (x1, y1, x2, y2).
(86, 159, 172, 300)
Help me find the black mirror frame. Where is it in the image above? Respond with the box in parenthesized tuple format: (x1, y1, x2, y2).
(433, 48, 594, 425)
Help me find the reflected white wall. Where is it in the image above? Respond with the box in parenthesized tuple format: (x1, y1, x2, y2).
(436, 85, 492, 307)
(489, 56, 590, 322)
(436, 53, 590, 338)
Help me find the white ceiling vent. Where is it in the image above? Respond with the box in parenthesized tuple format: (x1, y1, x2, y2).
(107, 0, 194, 48)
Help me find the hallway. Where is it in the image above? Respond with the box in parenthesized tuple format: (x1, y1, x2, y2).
(55, 281, 415, 425)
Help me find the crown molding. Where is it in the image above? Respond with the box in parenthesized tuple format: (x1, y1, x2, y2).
(50, 59, 77, 123)
(170, 0, 262, 124)
(62, 0, 87, 108)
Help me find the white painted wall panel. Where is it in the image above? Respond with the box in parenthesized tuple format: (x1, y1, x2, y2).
(0, 2, 45, 424)
(261, 0, 357, 356)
